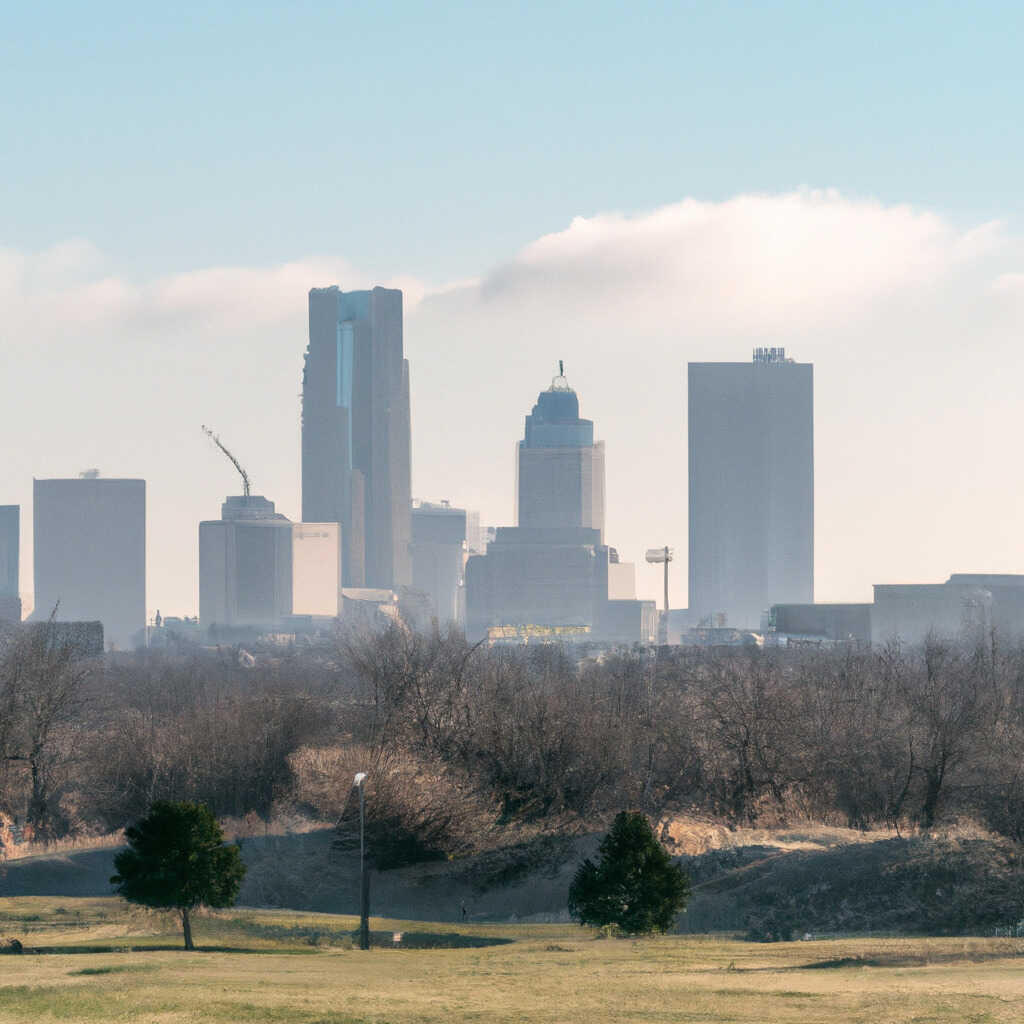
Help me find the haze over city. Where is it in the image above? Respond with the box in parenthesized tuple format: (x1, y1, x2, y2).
(5, 1, 1024, 619)
(9, 6, 1024, 1022)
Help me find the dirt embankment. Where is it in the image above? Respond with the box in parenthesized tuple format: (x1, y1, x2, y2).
(3, 818, 1021, 937)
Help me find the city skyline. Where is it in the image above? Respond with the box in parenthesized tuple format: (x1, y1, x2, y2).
(5, 222, 1024, 620)
(5, 4, 1024, 617)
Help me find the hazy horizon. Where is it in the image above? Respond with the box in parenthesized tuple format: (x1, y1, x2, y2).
(5, 2, 1024, 618)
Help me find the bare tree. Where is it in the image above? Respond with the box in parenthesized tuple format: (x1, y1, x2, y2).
(0, 613, 94, 838)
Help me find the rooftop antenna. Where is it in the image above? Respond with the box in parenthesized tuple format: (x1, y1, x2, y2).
(201, 425, 251, 497)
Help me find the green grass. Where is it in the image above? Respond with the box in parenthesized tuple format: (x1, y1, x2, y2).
(0, 898, 1022, 1022)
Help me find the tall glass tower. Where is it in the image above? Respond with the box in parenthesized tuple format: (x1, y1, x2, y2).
(302, 286, 411, 589)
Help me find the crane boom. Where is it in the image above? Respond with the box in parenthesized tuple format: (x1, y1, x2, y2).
(201, 425, 251, 497)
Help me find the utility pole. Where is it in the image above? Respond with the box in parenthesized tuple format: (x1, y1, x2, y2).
(354, 772, 369, 949)
(645, 546, 674, 645)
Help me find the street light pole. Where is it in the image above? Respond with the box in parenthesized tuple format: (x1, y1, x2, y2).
(662, 545, 669, 619)
(645, 546, 674, 645)
(354, 772, 369, 950)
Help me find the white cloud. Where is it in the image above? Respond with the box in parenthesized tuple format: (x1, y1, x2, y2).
(991, 272, 1024, 293)
(0, 251, 432, 342)
(446, 190, 1004, 335)
(0, 190, 1006, 345)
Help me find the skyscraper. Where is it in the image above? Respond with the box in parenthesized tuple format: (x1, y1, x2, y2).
(32, 476, 146, 648)
(688, 348, 813, 628)
(465, 369, 654, 643)
(0, 505, 20, 622)
(302, 286, 411, 589)
(516, 364, 605, 539)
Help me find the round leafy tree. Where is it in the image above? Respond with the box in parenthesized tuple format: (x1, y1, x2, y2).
(568, 811, 690, 934)
(111, 801, 246, 950)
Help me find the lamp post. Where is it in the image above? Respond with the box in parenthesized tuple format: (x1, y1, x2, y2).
(645, 546, 674, 645)
(353, 772, 369, 949)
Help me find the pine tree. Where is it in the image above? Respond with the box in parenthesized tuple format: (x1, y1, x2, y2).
(111, 801, 246, 950)
(568, 811, 690, 934)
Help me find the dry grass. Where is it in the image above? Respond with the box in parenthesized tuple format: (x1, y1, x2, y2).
(0, 815, 333, 863)
(0, 832, 124, 863)
(657, 813, 903, 856)
(0, 898, 1022, 1023)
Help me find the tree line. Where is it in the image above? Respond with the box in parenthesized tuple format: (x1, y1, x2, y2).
(2, 618, 1022, 859)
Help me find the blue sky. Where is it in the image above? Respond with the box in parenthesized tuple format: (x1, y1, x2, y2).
(5, 2, 1024, 615)
(5, 1, 1024, 282)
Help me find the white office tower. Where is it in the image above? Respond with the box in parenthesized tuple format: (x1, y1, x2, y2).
(688, 349, 813, 629)
(33, 475, 146, 649)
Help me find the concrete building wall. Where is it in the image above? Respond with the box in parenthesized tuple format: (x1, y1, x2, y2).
(771, 602, 871, 644)
(607, 560, 637, 600)
(465, 527, 607, 638)
(518, 443, 606, 539)
(292, 523, 341, 617)
(33, 478, 145, 649)
(465, 510, 484, 555)
(411, 502, 466, 626)
(198, 521, 230, 625)
(236, 522, 292, 623)
(688, 356, 813, 629)
(199, 495, 294, 629)
(597, 599, 658, 644)
(0, 506, 19, 616)
(870, 575, 1024, 646)
(871, 584, 980, 646)
(199, 518, 293, 628)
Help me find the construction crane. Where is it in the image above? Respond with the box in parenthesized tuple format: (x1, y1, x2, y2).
(201, 425, 251, 497)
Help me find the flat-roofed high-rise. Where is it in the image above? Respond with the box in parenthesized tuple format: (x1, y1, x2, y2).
(0, 505, 20, 622)
(688, 349, 813, 628)
(302, 286, 411, 589)
(32, 476, 146, 648)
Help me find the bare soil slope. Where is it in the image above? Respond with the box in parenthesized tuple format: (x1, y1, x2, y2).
(3, 821, 1021, 936)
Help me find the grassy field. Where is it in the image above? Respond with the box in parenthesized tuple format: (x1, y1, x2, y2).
(0, 898, 1022, 1023)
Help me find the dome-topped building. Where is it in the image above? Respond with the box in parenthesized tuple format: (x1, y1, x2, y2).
(465, 366, 656, 646)
(517, 364, 605, 540)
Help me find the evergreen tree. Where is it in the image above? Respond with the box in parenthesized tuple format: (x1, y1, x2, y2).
(111, 801, 246, 950)
(568, 811, 690, 934)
